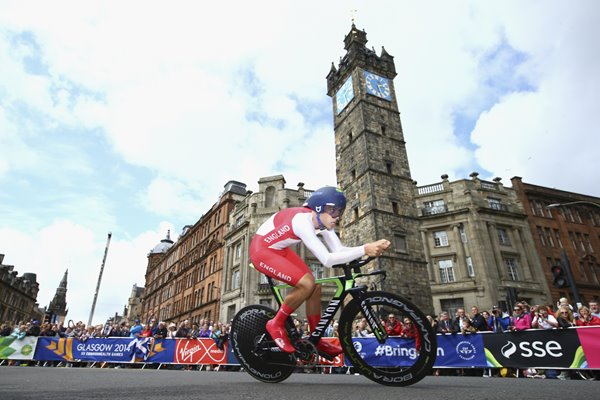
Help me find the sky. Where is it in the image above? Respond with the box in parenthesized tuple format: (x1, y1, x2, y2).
(1, 0, 599, 325)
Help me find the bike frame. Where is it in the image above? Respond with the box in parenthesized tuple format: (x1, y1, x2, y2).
(252, 258, 390, 346)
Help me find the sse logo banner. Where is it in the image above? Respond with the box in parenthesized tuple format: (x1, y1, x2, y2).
(483, 329, 582, 368)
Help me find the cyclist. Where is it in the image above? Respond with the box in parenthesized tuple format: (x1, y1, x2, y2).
(249, 186, 390, 356)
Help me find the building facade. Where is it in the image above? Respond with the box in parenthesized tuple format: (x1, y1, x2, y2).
(124, 284, 144, 324)
(141, 181, 248, 325)
(0, 254, 40, 323)
(415, 174, 552, 317)
(511, 177, 600, 305)
(326, 24, 433, 312)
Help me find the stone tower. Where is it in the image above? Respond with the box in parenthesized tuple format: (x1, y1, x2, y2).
(47, 269, 68, 324)
(326, 24, 433, 312)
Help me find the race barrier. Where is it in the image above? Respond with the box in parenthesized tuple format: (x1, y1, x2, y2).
(1, 326, 598, 369)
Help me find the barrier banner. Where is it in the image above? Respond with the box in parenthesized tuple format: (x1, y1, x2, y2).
(34, 337, 175, 363)
(0, 336, 37, 360)
(174, 338, 227, 365)
(346, 337, 418, 367)
(436, 333, 487, 367)
(483, 329, 582, 369)
(576, 327, 600, 368)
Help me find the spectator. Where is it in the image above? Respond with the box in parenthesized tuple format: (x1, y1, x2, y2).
(153, 321, 168, 339)
(0, 322, 12, 336)
(353, 319, 372, 337)
(211, 322, 228, 350)
(167, 323, 177, 338)
(531, 305, 559, 329)
(198, 322, 211, 338)
(488, 306, 510, 333)
(470, 306, 489, 332)
(555, 305, 576, 328)
(589, 301, 600, 318)
(508, 304, 531, 331)
(427, 315, 438, 332)
(453, 308, 472, 332)
(39, 323, 56, 337)
(175, 321, 189, 338)
(576, 306, 600, 326)
(460, 318, 478, 334)
(480, 311, 491, 329)
(11, 324, 27, 340)
(384, 314, 402, 336)
(401, 317, 421, 349)
(436, 311, 456, 334)
(557, 297, 578, 319)
(26, 320, 41, 336)
(129, 319, 143, 338)
(189, 322, 200, 338)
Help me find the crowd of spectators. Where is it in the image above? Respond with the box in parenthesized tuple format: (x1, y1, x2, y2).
(2, 298, 599, 378)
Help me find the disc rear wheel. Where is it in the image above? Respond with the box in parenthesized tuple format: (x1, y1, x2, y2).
(230, 305, 295, 383)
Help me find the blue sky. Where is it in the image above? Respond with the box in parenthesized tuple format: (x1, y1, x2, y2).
(1, 0, 599, 325)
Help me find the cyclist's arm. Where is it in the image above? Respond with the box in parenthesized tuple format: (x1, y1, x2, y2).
(292, 214, 364, 267)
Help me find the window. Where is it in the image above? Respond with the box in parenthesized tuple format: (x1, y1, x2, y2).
(466, 256, 475, 277)
(530, 200, 544, 216)
(545, 228, 554, 247)
(385, 161, 392, 174)
(584, 234, 594, 253)
(259, 273, 269, 284)
(231, 269, 241, 290)
(459, 225, 468, 243)
(576, 233, 586, 252)
(353, 207, 359, 221)
(497, 228, 511, 246)
(235, 242, 242, 260)
(227, 305, 237, 322)
(381, 125, 386, 135)
(265, 186, 275, 208)
(505, 258, 519, 280)
(433, 231, 449, 247)
(536, 226, 546, 246)
(394, 234, 407, 253)
(554, 230, 563, 248)
(488, 197, 504, 210)
(310, 263, 324, 279)
(392, 202, 398, 214)
(348, 131, 353, 142)
(423, 200, 446, 215)
(438, 259, 456, 283)
(351, 169, 356, 180)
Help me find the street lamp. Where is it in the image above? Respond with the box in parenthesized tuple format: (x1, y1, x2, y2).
(547, 201, 600, 209)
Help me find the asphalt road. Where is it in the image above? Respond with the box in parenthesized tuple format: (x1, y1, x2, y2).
(0, 367, 597, 400)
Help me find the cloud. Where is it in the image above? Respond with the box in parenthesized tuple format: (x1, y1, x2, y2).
(0, 220, 173, 325)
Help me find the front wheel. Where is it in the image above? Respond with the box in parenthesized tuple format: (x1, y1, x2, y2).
(230, 305, 295, 383)
(338, 291, 437, 386)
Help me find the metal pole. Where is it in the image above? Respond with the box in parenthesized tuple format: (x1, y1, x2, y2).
(88, 232, 112, 326)
(560, 249, 582, 306)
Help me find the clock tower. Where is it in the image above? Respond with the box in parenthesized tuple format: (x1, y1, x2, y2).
(327, 24, 433, 312)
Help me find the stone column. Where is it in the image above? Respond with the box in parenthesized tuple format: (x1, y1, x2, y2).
(513, 227, 533, 281)
(487, 222, 505, 279)
(420, 229, 436, 283)
(452, 224, 468, 279)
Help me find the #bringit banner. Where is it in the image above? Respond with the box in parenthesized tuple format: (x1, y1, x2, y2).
(483, 329, 582, 369)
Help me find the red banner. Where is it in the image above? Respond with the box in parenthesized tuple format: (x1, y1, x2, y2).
(174, 338, 227, 365)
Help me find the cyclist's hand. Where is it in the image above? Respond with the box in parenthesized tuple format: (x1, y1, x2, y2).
(364, 239, 391, 257)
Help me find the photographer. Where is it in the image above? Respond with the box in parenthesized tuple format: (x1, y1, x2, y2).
(488, 306, 510, 333)
(531, 305, 558, 329)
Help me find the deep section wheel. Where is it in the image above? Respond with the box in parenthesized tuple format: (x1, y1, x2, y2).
(230, 305, 295, 383)
(338, 291, 437, 386)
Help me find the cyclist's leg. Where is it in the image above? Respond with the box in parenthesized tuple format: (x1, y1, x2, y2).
(305, 280, 342, 357)
(250, 246, 313, 352)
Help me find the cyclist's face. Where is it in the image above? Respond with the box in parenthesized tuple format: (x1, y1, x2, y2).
(324, 205, 344, 219)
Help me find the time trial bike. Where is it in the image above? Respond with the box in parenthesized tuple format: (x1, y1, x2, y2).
(230, 256, 437, 386)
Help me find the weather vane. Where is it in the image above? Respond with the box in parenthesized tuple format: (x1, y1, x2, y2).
(350, 9, 358, 24)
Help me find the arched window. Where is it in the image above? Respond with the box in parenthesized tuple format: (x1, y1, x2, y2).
(265, 186, 275, 207)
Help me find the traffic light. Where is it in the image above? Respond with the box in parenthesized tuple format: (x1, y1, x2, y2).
(551, 265, 569, 288)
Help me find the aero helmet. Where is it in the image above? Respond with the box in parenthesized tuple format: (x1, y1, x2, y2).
(303, 186, 346, 213)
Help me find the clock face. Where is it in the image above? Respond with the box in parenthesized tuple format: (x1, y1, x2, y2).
(364, 70, 392, 101)
(336, 75, 354, 114)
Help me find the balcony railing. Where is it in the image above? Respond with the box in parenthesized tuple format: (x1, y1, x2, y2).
(417, 182, 444, 195)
